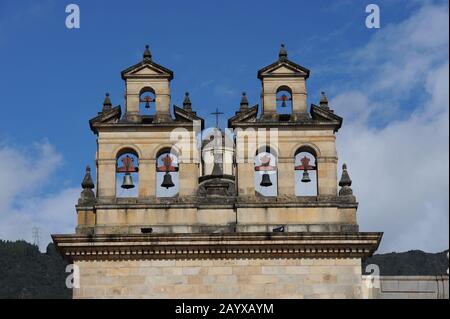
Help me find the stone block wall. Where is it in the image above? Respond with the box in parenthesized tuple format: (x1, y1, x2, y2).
(74, 258, 363, 299)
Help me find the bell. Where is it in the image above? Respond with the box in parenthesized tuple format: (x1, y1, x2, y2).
(260, 173, 273, 187)
(161, 172, 175, 189)
(280, 94, 289, 107)
(301, 170, 311, 183)
(121, 173, 135, 189)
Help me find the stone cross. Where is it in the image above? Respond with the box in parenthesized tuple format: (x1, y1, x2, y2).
(211, 107, 224, 128)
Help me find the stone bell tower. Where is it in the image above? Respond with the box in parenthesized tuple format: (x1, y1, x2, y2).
(121, 45, 174, 123)
(53, 44, 382, 299)
(259, 44, 309, 121)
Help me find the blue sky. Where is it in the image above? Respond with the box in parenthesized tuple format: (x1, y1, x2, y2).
(0, 0, 430, 185)
(0, 0, 448, 253)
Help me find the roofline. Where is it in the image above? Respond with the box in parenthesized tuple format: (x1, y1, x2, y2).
(120, 60, 174, 81)
(257, 58, 311, 80)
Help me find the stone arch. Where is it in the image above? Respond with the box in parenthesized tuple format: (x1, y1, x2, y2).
(155, 146, 180, 197)
(276, 85, 293, 95)
(139, 86, 156, 96)
(294, 144, 319, 196)
(254, 145, 278, 197)
(114, 145, 142, 159)
(153, 144, 181, 159)
(291, 142, 321, 158)
(115, 147, 140, 198)
(255, 144, 279, 159)
(276, 85, 293, 115)
(139, 86, 156, 114)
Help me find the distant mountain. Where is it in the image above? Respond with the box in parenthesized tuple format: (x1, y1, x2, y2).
(0, 240, 72, 299)
(364, 250, 449, 276)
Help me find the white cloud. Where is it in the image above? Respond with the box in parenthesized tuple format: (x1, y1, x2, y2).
(352, 4, 449, 98)
(333, 3, 449, 253)
(0, 141, 78, 251)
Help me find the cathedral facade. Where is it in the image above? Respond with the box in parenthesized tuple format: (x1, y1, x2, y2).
(52, 45, 383, 299)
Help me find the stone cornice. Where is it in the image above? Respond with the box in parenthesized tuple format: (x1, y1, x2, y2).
(229, 121, 340, 130)
(92, 122, 197, 131)
(52, 232, 382, 262)
(80, 195, 358, 210)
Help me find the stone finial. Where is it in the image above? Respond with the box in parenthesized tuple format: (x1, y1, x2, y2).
(339, 163, 354, 197)
(320, 91, 329, 108)
(240, 92, 249, 110)
(79, 166, 95, 205)
(102, 93, 112, 112)
(143, 45, 152, 61)
(82, 166, 95, 189)
(279, 43, 288, 61)
(183, 92, 192, 111)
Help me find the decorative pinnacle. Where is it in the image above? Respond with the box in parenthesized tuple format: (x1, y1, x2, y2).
(279, 43, 288, 60)
(79, 165, 95, 205)
(81, 166, 95, 189)
(143, 44, 152, 61)
(240, 92, 249, 108)
(339, 163, 352, 187)
(320, 91, 329, 107)
(102, 93, 112, 111)
(183, 92, 192, 110)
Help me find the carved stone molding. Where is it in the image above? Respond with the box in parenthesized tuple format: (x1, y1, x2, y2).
(88, 195, 358, 209)
(52, 232, 382, 262)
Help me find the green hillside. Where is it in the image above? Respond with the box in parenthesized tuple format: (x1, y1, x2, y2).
(0, 240, 72, 299)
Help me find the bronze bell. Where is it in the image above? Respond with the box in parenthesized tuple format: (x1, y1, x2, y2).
(260, 173, 273, 187)
(301, 169, 311, 183)
(161, 172, 175, 189)
(121, 173, 135, 189)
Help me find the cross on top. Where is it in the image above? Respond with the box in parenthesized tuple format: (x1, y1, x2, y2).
(117, 156, 138, 173)
(156, 154, 179, 172)
(211, 107, 224, 128)
(295, 156, 316, 171)
(276, 94, 292, 108)
(140, 94, 155, 109)
(255, 155, 276, 172)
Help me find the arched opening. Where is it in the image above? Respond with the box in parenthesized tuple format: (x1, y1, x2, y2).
(294, 147, 318, 196)
(200, 128, 236, 176)
(276, 86, 293, 116)
(139, 87, 156, 115)
(255, 146, 278, 197)
(156, 148, 179, 197)
(116, 149, 139, 198)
